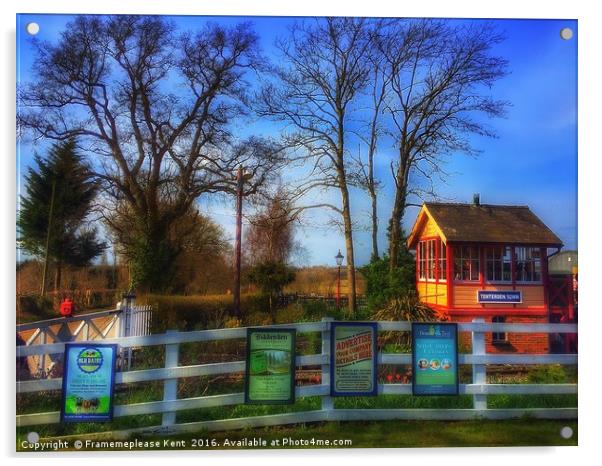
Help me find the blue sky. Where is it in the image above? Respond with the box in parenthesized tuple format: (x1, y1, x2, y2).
(16, 15, 577, 266)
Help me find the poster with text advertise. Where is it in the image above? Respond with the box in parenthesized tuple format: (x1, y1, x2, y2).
(60, 343, 118, 422)
(331, 322, 378, 396)
(412, 323, 459, 396)
(245, 328, 296, 404)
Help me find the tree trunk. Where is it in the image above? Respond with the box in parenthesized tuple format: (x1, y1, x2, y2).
(130, 222, 175, 293)
(370, 189, 379, 261)
(54, 261, 62, 294)
(340, 180, 357, 317)
(388, 156, 410, 272)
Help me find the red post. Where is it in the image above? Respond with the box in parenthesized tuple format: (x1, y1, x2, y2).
(233, 167, 243, 318)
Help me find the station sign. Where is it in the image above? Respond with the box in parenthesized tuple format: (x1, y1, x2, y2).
(477, 290, 522, 303)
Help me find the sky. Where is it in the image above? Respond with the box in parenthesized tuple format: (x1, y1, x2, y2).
(16, 15, 578, 267)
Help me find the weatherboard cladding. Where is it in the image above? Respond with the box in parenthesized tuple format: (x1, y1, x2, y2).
(422, 202, 563, 246)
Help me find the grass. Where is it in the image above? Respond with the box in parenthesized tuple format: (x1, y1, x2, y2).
(166, 419, 578, 448)
(16, 419, 577, 450)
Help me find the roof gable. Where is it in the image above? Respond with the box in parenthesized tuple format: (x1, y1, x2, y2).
(407, 202, 563, 248)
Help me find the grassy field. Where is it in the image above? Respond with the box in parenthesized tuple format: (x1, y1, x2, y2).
(16, 419, 577, 451)
(160, 419, 578, 449)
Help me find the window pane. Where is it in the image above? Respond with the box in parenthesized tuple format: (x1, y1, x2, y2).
(486, 260, 494, 281)
(470, 259, 480, 281)
(503, 261, 512, 281)
(454, 257, 462, 280)
(494, 259, 502, 281)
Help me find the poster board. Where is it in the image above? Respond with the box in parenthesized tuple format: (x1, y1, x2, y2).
(331, 322, 378, 396)
(245, 328, 296, 404)
(412, 323, 459, 396)
(60, 343, 118, 422)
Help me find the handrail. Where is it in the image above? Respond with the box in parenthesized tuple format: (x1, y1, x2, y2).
(16, 321, 577, 357)
(16, 308, 121, 332)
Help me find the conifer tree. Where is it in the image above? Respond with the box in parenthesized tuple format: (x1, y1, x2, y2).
(18, 139, 106, 294)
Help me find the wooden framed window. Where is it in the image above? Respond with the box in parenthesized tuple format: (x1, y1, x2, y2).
(439, 240, 447, 281)
(418, 239, 444, 281)
(515, 247, 542, 282)
(418, 241, 426, 280)
(485, 246, 512, 282)
(427, 239, 436, 280)
(492, 316, 508, 342)
(453, 245, 480, 281)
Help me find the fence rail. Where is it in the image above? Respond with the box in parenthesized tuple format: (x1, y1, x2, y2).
(16, 319, 578, 437)
(17, 299, 152, 376)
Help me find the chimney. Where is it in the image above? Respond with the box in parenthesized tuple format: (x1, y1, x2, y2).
(473, 193, 480, 206)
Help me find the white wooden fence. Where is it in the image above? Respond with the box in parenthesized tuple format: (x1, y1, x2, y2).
(17, 300, 152, 377)
(16, 319, 577, 438)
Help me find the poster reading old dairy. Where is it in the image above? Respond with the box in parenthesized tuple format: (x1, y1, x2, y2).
(60, 343, 118, 422)
(412, 323, 459, 396)
(245, 328, 296, 404)
(331, 322, 378, 396)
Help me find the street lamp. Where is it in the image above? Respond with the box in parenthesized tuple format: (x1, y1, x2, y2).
(335, 249, 344, 308)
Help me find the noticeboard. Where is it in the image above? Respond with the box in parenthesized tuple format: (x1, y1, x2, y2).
(245, 328, 296, 404)
(331, 322, 378, 396)
(411, 323, 459, 396)
(60, 343, 118, 422)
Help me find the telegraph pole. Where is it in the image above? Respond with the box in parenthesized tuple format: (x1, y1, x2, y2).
(40, 179, 57, 297)
(233, 166, 244, 318)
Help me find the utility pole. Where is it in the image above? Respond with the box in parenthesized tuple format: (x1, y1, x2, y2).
(40, 179, 57, 297)
(233, 166, 244, 318)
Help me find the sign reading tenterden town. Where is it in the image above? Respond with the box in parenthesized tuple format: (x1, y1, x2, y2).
(477, 290, 522, 304)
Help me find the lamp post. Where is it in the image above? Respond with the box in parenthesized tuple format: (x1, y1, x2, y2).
(335, 249, 344, 308)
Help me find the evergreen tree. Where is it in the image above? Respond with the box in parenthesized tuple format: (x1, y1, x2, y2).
(18, 139, 106, 293)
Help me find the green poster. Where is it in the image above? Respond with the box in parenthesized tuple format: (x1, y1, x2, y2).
(245, 328, 296, 404)
(331, 322, 378, 396)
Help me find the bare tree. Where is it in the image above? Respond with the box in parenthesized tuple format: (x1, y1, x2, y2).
(380, 20, 509, 270)
(18, 15, 286, 291)
(350, 43, 391, 262)
(244, 190, 298, 266)
(257, 18, 373, 315)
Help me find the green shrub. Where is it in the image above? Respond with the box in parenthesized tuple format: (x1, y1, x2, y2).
(17, 294, 55, 321)
(298, 300, 342, 321)
(370, 293, 437, 347)
(274, 303, 306, 324)
(527, 365, 568, 384)
(244, 311, 274, 327)
(139, 294, 263, 332)
(360, 254, 415, 312)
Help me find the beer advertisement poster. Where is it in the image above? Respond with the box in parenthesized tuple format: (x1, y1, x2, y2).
(60, 343, 118, 422)
(245, 328, 296, 404)
(412, 323, 459, 396)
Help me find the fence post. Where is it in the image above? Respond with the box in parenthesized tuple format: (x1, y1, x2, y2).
(321, 317, 334, 417)
(471, 317, 487, 411)
(162, 329, 179, 428)
(38, 330, 47, 378)
(122, 293, 135, 370)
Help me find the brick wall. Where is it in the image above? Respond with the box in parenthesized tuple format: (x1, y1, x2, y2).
(453, 314, 549, 354)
